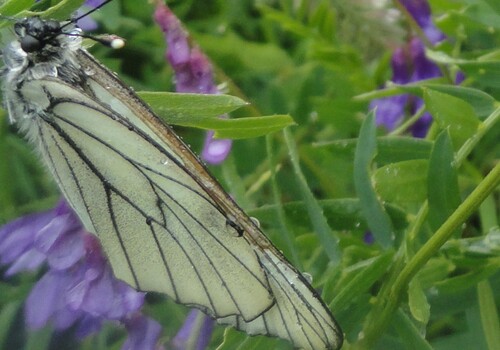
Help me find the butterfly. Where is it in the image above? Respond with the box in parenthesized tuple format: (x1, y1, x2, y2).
(1, 4, 342, 349)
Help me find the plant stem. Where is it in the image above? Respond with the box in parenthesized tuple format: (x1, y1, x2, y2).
(355, 162, 500, 348)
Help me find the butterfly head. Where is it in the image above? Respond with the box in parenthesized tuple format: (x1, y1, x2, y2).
(15, 17, 62, 53)
(11, 17, 81, 62)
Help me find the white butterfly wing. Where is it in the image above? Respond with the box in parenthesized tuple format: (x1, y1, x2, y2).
(18, 75, 274, 321)
(7, 37, 342, 348)
(219, 250, 343, 349)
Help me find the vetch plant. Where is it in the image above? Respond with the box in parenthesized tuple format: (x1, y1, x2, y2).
(0, 1, 498, 350)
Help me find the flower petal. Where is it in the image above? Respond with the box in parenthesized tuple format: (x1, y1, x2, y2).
(122, 315, 164, 350)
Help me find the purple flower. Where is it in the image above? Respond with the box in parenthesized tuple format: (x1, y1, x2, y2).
(370, 48, 411, 131)
(370, 0, 455, 137)
(171, 310, 214, 350)
(0, 201, 163, 350)
(123, 315, 164, 350)
(400, 0, 445, 44)
(0, 211, 52, 275)
(363, 232, 375, 245)
(154, 2, 232, 164)
(76, 0, 107, 31)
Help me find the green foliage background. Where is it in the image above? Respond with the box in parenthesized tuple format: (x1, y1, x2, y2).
(0, 0, 498, 349)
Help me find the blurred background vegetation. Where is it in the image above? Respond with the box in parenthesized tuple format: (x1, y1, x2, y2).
(0, 0, 498, 349)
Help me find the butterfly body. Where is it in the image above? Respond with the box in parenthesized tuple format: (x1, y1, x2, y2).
(2, 16, 342, 350)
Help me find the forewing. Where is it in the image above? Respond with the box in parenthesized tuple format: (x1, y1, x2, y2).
(18, 77, 274, 322)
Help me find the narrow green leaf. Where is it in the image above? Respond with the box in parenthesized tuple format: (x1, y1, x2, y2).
(283, 128, 340, 263)
(218, 328, 289, 350)
(477, 280, 500, 350)
(330, 252, 393, 311)
(370, 81, 495, 117)
(436, 264, 500, 293)
(210, 115, 295, 139)
(463, 3, 500, 29)
(392, 310, 433, 350)
(315, 136, 432, 164)
(423, 85, 495, 119)
(427, 130, 461, 232)
(29, 0, 86, 20)
(441, 229, 500, 258)
(0, 301, 21, 346)
(483, 0, 500, 14)
(258, 4, 314, 38)
(354, 113, 394, 248)
(408, 277, 430, 324)
(140, 91, 293, 138)
(250, 198, 408, 232)
(424, 89, 481, 149)
(0, 0, 33, 17)
(138, 92, 247, 121)
(373, 160, 429, 205)
(458, 61, 500, 88)
(25, 326, 52, 350)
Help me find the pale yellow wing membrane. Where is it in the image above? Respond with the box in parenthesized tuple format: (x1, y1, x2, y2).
(20, 77, 274, 321)
(218, 250, 343, 350)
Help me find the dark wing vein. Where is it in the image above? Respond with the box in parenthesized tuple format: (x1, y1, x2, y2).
(52, 97, 220, 213)
(48, 100, 270, 295)
(38, 115, 142, 289)
(32, 88, 273, 321)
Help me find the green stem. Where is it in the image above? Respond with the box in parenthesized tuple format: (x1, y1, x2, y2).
(356, 162, 500, 348)
(354, 104, 500, 348)
(389, 105, 426, 136)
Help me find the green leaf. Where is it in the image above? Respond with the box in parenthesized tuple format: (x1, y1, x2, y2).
(209, 115, 295, 139)
(283, 128, 340, 262)
(138, 92, 248, 121)
(258, 4, 315, 38)
(25, 326, 52, 350)
(408, 277, 430, 324)
(392, 310, 433, 350)
(458, 61, 500, 88)
(315, 136, 432, 165)
(425, 50, 500, 88)
(330, 252, 393, 311)
(477, 280, 500, 350)
(421, 85, 495, 119)
(441, 229, 500, 258)
(483, 0, 500, 14)
(463, 3, 500, 29)
(354, 113, 394, 248)
(373, 160, 429, 206)
(250, 198, 408, 232)
(0, 0, 33, 17)
(139, 92, 293, 138)
(427, 130, 461, 233)
(29, 0, 86, 20)
(217, 328, 290, 350)
(435, 264, 500, 294)
(0, 301, 21, 347)
(424, 89, 481, 149)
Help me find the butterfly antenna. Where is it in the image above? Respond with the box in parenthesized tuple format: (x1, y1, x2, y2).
(60, 0, 124, 49)
(60, 0, 115, 31)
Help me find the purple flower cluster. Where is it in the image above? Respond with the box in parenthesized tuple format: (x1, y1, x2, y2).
(171, 309, 214, 350)
(370, 0, 458, 137)
(154, 2, 232, 165)
(0, 201, 163, 350)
